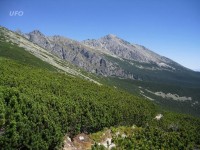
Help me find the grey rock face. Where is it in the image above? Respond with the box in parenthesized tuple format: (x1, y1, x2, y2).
(23, 30, 185, 79)
(24, 31, 134, 79)
(82, 34, 182, 69)
(28, 30, 48, 48)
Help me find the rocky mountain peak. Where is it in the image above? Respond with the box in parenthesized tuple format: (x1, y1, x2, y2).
(16, 28, 183, 77)
(26, 30, 48, 48)
(29, 30, 44, 36)
(103, 34, 117, 40)
(82, 35, 178, 66)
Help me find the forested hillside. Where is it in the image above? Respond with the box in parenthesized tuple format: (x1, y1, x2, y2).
(0, 57, 158, 149)
(0, 26, 199, 150)
(91, 117, 200, 150)
(0, 57, 200, 149)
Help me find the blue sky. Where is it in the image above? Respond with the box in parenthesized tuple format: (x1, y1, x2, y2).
(0, 0, 200, 70)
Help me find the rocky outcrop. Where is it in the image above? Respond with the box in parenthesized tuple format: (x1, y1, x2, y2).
(82, 34, 184, 70)
(20, 30, 187, 79)
(1, 26, 102, 84)
(24, 31, 135, 79)
(83, 34, 156, 62)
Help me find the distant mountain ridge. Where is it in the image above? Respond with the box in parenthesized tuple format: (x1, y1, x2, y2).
(82, 34, 189, 71)
(1, 26, 200, 117)
(83, 34, 167, 63)
(21, 30, 135, 78)
(19, 29, 191, 79)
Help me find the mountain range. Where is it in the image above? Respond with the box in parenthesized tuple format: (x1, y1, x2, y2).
(19, 29, 189, 78)
(1, 25, 200, 149)
(1, 26, 200, 117)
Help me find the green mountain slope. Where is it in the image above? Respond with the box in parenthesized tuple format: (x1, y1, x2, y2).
(0, 26, 200, 149)
(105, 55, 200, 85)
(0, 57, 157, 149)
(0, 58, 200, 149)
(91, 117, 200, 150)
(103, 55, 200, 117)
(0, 26, 101, 85)
(1, 26, 199, 117)
(0, 33, 56, 71)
